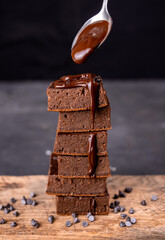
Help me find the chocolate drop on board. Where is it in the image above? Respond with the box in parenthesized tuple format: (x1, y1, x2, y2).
(88, 133, 97, 176)
(71, 20, 109, 64)
(54, 73, 100, 128)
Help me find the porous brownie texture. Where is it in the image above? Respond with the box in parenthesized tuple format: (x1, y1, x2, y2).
(54, 131, 108, 156)
(57, 105, 111, 132)
(47, 82, 108, 112)
(46, 175, 107, 196)
(56, 194, 110, 215)
(49, 154, 111, 177)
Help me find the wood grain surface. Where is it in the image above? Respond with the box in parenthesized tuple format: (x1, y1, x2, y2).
(0, 175, 165, 240)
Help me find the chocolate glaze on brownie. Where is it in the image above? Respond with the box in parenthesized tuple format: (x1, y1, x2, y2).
(54, 73, 100, 128)
(47, 75, 108, 112)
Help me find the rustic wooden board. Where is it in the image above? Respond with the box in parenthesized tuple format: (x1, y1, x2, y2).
(0, 175, 165, 240)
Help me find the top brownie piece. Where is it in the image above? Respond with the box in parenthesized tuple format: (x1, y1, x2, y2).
(47, 74, 108, 112)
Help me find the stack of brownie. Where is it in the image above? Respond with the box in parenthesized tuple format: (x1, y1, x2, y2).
(46, 74, 111, 215)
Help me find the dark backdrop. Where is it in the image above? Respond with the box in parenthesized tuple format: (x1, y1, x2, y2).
(0, 0, 165, 80)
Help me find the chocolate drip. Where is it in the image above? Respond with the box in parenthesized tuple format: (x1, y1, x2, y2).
(71, 20, 109, 64)
(54, 73, 100, 129)
(88, 133, 97, 176)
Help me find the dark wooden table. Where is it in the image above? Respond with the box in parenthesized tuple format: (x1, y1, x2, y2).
(0, 81, 165, 175)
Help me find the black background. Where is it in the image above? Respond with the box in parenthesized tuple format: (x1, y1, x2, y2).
(1, 0, 165, 80)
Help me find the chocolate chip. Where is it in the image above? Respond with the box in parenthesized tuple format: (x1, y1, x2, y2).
(10, 198, 16, 203)
(125, 221, 132, 227)
(113, 194, 118, 199)
(88, 215, 95, 222)
(11, 222, 17, 227)
(31, 219, 39, 228)
(21, 196, 27, 205)
(13, 211, 19, 217)
(73, 217, 80, 223)
(109, 202, 115, 209)
(9, 205, 15, 211)
(119, 190, 126, 198)
(71, 213, 77, 218)
(141, 200, 147, 206)
(120, 213, 127, 219)
(87, 212, 92, 218)
(4, 208, 10, 214)
(129, 208, 135, 214)
(151, 195, 158, 201)
(65, 221, 72, 227)
(6, 203, 11, 208)
(120, 206, 125, 212)
(0, 218, 6, 224)
(114, 201, 120, 206)
(0, 205, 4, 210)
(27, 199, 33, 205)
(30, 192, 36, 198)
(82, 221, 88, 227)
(48, 215, 54, 224)
(32, 200, 38, 206)
(114, 206, 121, 213)
(126, 216, 131, 221)
(130, 217, 137, 224)
(119, 221, 126, 227)
(124, 187, 132, 193)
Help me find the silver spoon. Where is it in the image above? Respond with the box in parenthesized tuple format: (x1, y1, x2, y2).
(71, 0, 113, 50)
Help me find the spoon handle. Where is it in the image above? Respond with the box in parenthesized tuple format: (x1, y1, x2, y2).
(102, 0, 108, 11)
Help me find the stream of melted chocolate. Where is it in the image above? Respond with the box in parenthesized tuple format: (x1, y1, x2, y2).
(87, 133, 97, 177)
(54, 73, 100, 128)
(71, 20, 109, 64)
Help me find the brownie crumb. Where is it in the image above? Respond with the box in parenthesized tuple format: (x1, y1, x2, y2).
(31, 219, 39, 228)
(48, 215, 55, 224)
(11, 222, 17, 227)
(141, 200, 147, 206)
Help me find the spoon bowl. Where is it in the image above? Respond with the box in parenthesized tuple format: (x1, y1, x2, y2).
(71, 0, 112, 50)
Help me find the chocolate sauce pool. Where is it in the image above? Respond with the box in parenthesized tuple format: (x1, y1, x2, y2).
(54, 73, 100, 128)
(71, 20, 109, 64)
